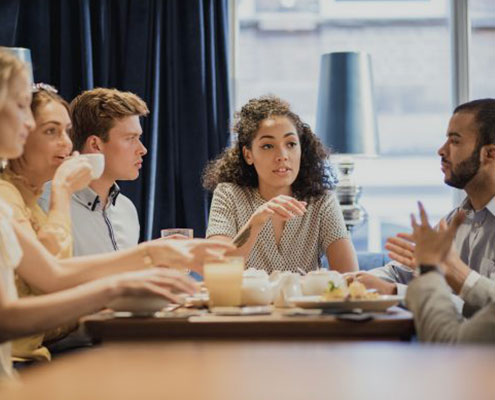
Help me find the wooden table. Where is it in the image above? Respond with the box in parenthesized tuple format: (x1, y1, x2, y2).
(2, 341, 494, 400)
(83, 306, 414, 341)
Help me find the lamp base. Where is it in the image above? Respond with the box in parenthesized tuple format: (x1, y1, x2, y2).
(335, 157, 366, 231)
(340, 204, 367, 231)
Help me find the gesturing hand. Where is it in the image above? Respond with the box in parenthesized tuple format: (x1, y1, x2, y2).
(410, 201, 465, 267)
(251, 195, 307, 227)
(385, 232, 416, 268)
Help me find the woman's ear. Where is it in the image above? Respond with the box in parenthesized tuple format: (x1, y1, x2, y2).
(242, 145, 253, 165)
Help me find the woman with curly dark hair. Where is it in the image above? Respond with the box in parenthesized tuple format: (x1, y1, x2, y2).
(203, 95, 358, 274)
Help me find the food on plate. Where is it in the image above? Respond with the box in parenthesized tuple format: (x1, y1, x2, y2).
(322, 280, 379, 301)
(322, 280, 349, 300)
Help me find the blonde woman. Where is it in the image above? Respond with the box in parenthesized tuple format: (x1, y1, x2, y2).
(1, 85, 85, 259)
(0, 86, 107, 362)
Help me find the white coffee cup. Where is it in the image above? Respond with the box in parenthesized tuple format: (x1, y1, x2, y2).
(82, 153, 105, 179)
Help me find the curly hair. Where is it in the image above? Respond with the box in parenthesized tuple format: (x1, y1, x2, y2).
(202, 95, 333, 202)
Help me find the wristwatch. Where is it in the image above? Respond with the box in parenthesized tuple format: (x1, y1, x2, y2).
(419, 264, 441, 275)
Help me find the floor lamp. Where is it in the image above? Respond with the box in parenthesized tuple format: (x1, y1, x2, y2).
(316, 51, 380, 231)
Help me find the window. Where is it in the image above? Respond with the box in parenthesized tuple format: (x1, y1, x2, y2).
(469, 0, 495, 99)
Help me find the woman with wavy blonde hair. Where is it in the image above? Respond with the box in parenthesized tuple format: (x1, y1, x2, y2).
(203, 95, 358, 274)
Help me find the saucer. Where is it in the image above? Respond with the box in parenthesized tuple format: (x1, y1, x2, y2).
(107, 295, 170, 313)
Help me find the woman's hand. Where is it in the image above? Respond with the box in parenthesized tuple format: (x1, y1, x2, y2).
(144, 238, 235, 274)
(106, 268, 198, 304)
(52, 151, 93, 194)
(250, 195, 307, 227)
(226, 195, 307, 254)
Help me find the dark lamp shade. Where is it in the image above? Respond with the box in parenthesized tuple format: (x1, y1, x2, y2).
(0, 47, 34, 84)
(316, 52, 379, 156)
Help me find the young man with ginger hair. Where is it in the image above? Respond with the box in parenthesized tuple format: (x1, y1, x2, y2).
(41, 88, 149, 255)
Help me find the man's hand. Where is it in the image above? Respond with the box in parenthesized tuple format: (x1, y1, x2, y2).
(344, 272, 397, 295)
(385, 233, 416, 268)
(411, 202, 465, 267)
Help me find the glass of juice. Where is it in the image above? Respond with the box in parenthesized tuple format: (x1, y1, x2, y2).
(203, 257, 244, 307)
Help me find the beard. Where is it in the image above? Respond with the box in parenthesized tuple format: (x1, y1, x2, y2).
(444, 147, 481, 189)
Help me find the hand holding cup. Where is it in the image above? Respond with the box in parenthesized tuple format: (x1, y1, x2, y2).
(52, 151, 94, 194)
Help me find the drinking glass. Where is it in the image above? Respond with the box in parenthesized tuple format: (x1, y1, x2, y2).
(204, 257, 244, 307)
(160, 228, 194, 238)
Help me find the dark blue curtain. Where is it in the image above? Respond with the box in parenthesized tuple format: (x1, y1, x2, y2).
(0, 0, 231, 240)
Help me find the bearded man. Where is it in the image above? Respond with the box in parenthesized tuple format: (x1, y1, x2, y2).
(353, 99, 495, 317)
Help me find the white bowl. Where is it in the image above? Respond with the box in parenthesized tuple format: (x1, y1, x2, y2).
(241, 268, 273, 306)
(106, 295, 170, 314)
(302, 270, 345, 296)
(242, 277, 273, 306)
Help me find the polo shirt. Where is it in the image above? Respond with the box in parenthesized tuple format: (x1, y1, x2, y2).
(39, 183, 140, 256)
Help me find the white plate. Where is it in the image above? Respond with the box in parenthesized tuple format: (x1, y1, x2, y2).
(185, 292, 209, 308)
(288, 295, 403, 312)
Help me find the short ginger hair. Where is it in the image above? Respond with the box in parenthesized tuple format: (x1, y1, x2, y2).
(69, 87, 149, 151)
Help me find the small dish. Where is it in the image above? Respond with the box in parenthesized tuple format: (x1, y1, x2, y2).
(289, 295, 403, 312)
(185, 292, 209, 308)
(210, 305, 273, 316)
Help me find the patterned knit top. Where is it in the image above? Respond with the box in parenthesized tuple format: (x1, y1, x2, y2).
(206, 183, 349, 274)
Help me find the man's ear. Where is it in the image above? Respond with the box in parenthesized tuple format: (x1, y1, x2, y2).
(481, 144, 495, 164)
(242, 146, 253, 165)
(86, 135, 103, 153)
